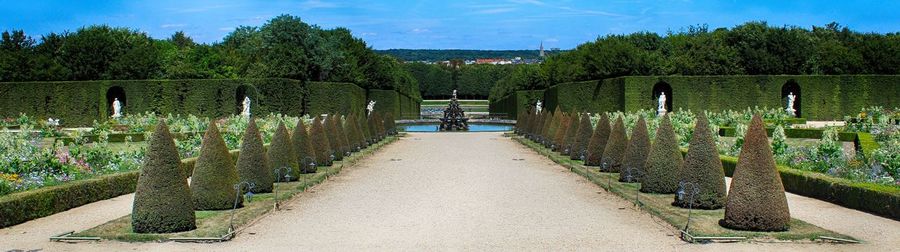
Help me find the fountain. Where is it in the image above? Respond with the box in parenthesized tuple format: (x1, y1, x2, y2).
(439, 90, 469, 131)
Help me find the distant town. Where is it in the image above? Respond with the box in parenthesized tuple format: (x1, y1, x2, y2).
(376, 43, 562, 65)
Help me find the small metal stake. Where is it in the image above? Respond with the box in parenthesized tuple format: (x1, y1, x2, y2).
(230, 181, 255, 233)
(623, 167, 643, 207)
(273, 166, 293, 210)
(677, 181, 701, 237)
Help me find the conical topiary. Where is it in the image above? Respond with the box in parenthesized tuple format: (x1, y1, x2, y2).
(547, 108, 563, 148)
(563, 113, 579, 155)
(345, 114, 362, 152)
(585, 114, 611, 166)
(384, 112, 396, 135)
(673, 112, 727, 209)
(553, 113, 571, 151)
(333, 115, 351, 157)
(620, 116, 651, 182)
(325, 115, 345, 161)
(373, 113, 386, 139)
(569, 114, 593, 160)
(310, 116, 333, 166)
(268, 122, 300, 181)
(292, 119, 317, 172)
(236, 119, 272, 193)
(132, 121, 196, 233)
(600, 116, 628, 172)
(539, 111, 553, 143)
(358, 113, 371, 147)
(721, 114, 791, 231)
(367, 113, 378, 142)
(641, 115, 684, 193)
(190, 121, 241, 210)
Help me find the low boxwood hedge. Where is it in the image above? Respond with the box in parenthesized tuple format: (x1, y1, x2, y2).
(719, 127, 858, 141)
(855, 132, 880, 159)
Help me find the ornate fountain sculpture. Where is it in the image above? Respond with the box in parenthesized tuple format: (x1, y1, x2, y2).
(439, 90, 469, 131)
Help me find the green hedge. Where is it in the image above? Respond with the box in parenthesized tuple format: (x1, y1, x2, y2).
(621, 75, 900, 121)
(855, 132, 880, 158)
(0, 79, 310, 126)
(307, 82, 366, 117)
(718, 127, 858, 141)
(367, 89, 400, 117)
(716, 155, 900, 221)
(488, 93, 516, 119)
(396, 93, 421, 119)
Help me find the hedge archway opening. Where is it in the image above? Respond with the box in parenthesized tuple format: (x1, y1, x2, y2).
(235, 85, 256, 115)
(105, 86, 126, 117)
(782, 80, 801, 118)
(651, 82, 673, 112)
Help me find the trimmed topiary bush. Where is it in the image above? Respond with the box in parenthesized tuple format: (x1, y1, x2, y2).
(620, 116, 650, 182)
(600, 116, 628, 172)
(563, 112, 581, 155)
(570, 114, 593, 160)
(190, 121, 241, 210)
(585, 114, 611, 166)
(384, 112, 396, 135)
(547, 108, 563, 148)
(132, 121, 196, 233)
(540, 111, 553, 143)
(366, 113, 378, 142)
(292, 119, 317, 172)
(310, 116, 333, 166)
(357, 113, 371, 147)
(236, 119, 272, 193)
(641, 115, 683, 193)
(721, 114, 791, 231)
(373, 113, 386, 139)
(326, 115, 345, 161)
(553, 113, 571, 152)
(345, 114, 362, 152)
(673, 113, 727, 209)
(333, 115, 352, 157)
(268, 122, 299, 181)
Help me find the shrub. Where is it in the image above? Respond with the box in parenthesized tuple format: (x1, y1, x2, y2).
(132, 121, 196, 233)
(641, 115, 684, 193)
(333, 115, 352, 157)
(345, 114, 362, 152)
(236, 119, 272, 193)
(540, 111, 554, 143)
(569, 114, 593, 160)
(366, 113, 379, 142)
(268, 122, 299, 180)
(547, 108, 563, 148)
(721, 114, 791, 231)
(620, 116, 650, 182)
(772, 125, 788, 156)
(358, 114, 371, 147)
(310, 116, 333, 166)
(673, 113, 727, 209)
(190, 121, 241, 210)
(373, 113, 386, 139)
(563, 112, 581, 155)
(325, 115, 345, 161)
(384, 112, 396, 135)
(585, 114, 611, 166)
(600, 116, 628, 172)
(292, 119, 317, 172)
(553, 113, 571, 152)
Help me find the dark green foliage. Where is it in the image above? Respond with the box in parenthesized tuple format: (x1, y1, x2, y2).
(367, 113, 379, 141)
(722, 115, 791, 231)
(292, 119, 317, 172)
(641, 115, 684, 193)
(368, 89, 401, 117)
(552, 113, 570, 151)
(539, 111, 553, 143)
(190, 121, 241, 210)
(358, 114, 372, 146)
(132, 121, 195, 233)
(569, 114, 593, 160)
(673, 113, 727, 209)
(325, 115, 345, 161)
(383, 112, 396, 135)
(585, 114, 611, 166)
(619, 116, 651, 182)
(333, 115, 352, 156)
(268, 122, 299, 181)
(236, 120, 272, 193)
(600, 116, 628, 172)
(307, 82, 367, 117)
(563, 112, 580, 155)
(309, 116, 333, 166)
(347, 114, 365, 151)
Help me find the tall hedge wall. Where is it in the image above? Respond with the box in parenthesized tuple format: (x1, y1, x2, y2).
(397, 93, 421, 119)
(542, 79, 625, 114)
(306, 82, 366, 117)
(367, 89, 401, 117)
(0, 79, 310, 126)
(488, 90, 546, 119)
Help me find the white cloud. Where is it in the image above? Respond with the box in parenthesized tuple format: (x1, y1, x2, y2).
(411, 28, 430, 33)
(160, 24, 186, 29)
(508, 0, 545, 6)
(476, 8, 517, 14)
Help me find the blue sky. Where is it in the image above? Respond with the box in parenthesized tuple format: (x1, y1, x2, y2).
(1, 0, 898, 50)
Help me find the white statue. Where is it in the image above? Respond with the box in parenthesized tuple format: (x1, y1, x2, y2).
(535, 100, 543, 114)
(786, 92, 796, 116)
(47, 118, 60, 127)
(657, 92, 667, 116)
(366, 100, 377, 116)
(112, 98, 122, 118)
(241, 96, 251, 117)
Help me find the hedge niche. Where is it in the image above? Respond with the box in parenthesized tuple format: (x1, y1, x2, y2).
(132, 121, 195, 233)
(292, 119, 317, 173)
(310, 116, 333, 166)
(190, 121, 241, 210)
(268, 122, 299, 181)
(236, 120, 273, 193)
(641, 115, 684, 193)
(600, 116, 628, 172)
(673, 113, 727, 209)
(585, 114, 611, 166)
(620, 116, 650, 182)
(721, 115, 791, 231)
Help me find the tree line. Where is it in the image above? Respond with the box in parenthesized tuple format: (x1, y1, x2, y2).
(404, 63, 514, 99)
(490, 21, 900, 101)
(378, 49, 544, 62)
(0, 14, 420, 99)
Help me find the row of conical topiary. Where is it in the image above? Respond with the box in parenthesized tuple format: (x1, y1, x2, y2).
(515, 109, 790, 232)
(132, 112, 396, 233)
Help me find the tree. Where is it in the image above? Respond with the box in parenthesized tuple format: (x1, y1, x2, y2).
(673, 113, 727, 209)
(585, 114, 611, 166)
(310, 116, 333, 166)
(132, 121, 196, 233)
(60, 25, 161, 80)
(620, 116, 651, 182)
(292, 119, 317, 173)
(268, 122, 299, 181)
(600, 116, 628, 172)
(641, 115, 684, 193)
(570, 114, 593, 160)
(190, 121, 241, 210)
(236, 119, 272, 193)
(721, 115, 791, 231)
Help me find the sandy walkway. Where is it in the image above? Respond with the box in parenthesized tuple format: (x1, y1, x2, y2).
(2, 132, 897, 251)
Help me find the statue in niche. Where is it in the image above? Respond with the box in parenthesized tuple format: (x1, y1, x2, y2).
(657, 92, 667, 116)
(367, 100, 376, 116)
(112, 98, 122, 118)
(785, 92, 796, 116)
(242, 96, 251, 117)
(535, 100, 543, 114)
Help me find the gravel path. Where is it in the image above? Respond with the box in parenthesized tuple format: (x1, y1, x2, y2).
(2, 132, 897, 251)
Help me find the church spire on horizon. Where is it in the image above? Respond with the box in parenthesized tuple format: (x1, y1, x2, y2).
(539, 41, 545, 57)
